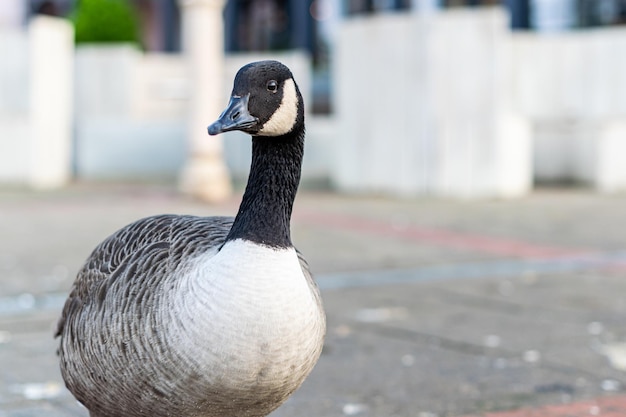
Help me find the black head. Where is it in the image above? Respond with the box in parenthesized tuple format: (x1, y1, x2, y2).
(208, 60, 304, 137)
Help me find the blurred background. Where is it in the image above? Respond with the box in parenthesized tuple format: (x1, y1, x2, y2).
(3, 1, 626, 417)
(2, 0, 626, 197)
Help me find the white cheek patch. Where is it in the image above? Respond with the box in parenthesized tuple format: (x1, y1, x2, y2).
(258, 78, 299, 137)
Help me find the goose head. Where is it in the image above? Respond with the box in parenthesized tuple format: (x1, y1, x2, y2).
(208, 60, 304, 138)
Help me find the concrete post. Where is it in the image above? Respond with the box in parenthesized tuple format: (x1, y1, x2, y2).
(28, 16, 73, 189)
(178, 0, 232, 202)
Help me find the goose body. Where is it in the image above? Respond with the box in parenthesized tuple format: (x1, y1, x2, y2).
(56, 61, 325, 417)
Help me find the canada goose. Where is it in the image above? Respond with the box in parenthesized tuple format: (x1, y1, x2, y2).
(55, 60, 326, 417)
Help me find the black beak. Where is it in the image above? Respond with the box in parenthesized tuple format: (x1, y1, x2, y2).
(208, 94, 258, 136)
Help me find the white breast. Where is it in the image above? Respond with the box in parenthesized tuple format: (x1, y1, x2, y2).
(170, 239, 323, 391)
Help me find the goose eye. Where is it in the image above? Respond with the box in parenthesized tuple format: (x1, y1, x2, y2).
(267, 80, 278, 93)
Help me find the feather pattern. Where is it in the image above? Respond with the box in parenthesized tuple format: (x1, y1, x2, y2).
(56, 60, 325, 417)
(56, 215, 323, 417)
(55, 214, 232, 339)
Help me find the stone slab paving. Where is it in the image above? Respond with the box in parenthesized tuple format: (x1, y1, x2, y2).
(1, 185, 625, 417)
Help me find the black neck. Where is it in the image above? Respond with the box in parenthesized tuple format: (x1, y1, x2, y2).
(225, 130, 304, 248)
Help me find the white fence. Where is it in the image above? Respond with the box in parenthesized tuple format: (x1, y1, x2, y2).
(73, 45, 188, 180)
(72, 47, 328, 182)
(333, 8, 531, 198)
(2, 8, 626, 196)
(512, 29, 626, 191)
(332, 7, 626, 196)
(0, 16, 73, 188)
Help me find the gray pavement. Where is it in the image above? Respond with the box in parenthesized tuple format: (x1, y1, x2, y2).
(1, 184, 626, 417)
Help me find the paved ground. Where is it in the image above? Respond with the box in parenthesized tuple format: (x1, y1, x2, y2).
(1, 184, 626, 417)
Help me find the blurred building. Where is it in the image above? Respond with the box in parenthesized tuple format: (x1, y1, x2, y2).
(224, 0, 313, 52)
(3, 0, 626, 193)
(19, 1, 626, 38)
(343, 0, 626, 30)
(8, 0, 626, 51)
(4, 0, 626, 123)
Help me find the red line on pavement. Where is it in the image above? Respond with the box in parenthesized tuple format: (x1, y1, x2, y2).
(295, 211, 591, 259)
(460, 394, 626, 417)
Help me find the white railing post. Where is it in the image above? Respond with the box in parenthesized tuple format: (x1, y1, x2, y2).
(178, 0, 232, 202)
(28, 16, 74, 189)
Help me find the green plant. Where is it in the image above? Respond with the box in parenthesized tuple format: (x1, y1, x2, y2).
(73, 0, 141, 45)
